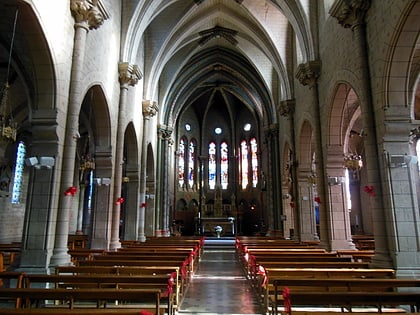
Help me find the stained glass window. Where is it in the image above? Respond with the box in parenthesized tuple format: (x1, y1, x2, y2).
(11, 141, 26, 204)
(240, 140, 248, 189)
(178, 138, 186, 188)
(220, 142, 228, 189)
(208, 142, 216, 189)
(188, 139, 196, 188)
(250, 137, 258, 188)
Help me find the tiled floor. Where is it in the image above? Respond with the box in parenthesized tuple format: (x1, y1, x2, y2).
(178, 237, 264, 315)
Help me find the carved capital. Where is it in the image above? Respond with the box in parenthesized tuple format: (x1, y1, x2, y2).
(142, 100, 159, 119)
(70, 0, 109, 30)
(279, 99, 296, 118)
(118, 62, 142, 87)
(264, 124, 279, 140)
(296, 60, 321, 87)
(329, 0, 370, 29)
(158, 125, 174, 146)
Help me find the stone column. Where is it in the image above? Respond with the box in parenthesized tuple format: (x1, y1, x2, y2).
(279, 99, 298, 239)
(330, 0, 393, 266)
(109, 63, 141, 250)
(156, 126, 173, 235)
(139, 100, 158, 241)
(296, 61, 331, 248)
(263, 124, 282, 235)
(50, 0, 108, 267)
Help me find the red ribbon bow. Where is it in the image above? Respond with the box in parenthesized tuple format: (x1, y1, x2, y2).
(283, 286, 292, 314)
(140, 202, 147, 208)
(364, 185, 375, 197)
(64, 186, 77, 196)
(115, 197, 125, 205)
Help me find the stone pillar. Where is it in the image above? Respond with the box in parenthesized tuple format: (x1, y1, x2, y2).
(109, 63, 141, 250)
(279, 99, 298, 240)
(156, 126, 173, 235)
(139, 100, 158, 241)
(264, 124, 282, 235)
(50, 0, 108, 267)
(18, 112, 58, 273)
(330, 0, 393, 266)
(296, 61, 351, 249)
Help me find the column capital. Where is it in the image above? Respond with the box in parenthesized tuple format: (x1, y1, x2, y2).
(264, 123, 279, 139)
(296, 60, 321, 87)
(118, 62, 142, 87)
(278, 99, 296, 118)
(142, 100, 159, 119)
(158, 125, 174, 146)
(70, 0, 109, 30)
(329, 0, 370, 29)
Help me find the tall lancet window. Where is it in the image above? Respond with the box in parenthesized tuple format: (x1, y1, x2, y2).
(240, 140, 249, 189)
(220, 141, 228, 189)
(178, 138, 186, 187)
(188, 139, 196, 188)
(208, 142, 216, 189)
(250, 137, 258, 188)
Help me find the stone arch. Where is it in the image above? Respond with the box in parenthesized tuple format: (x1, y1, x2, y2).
(121, 122, 139, 240)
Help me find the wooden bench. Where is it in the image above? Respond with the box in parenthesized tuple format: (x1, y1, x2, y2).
(269, 277, 420, 314)
(0, 288, 163, 314)
(68, 235, 88, 250)
(0, 310, 155, 315)
(272, 291, 420, 314)
(258, 267, 396, 313)
(23, 273, 175, 314)
(55, 265, 182, 308)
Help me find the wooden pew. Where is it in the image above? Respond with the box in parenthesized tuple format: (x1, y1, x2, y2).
(55, 265, 182, 308)
(23, 273, 175, 314)
(68, 235, 88, 250)
(0, 272, 25, 308)
(258, 267, 396, 313)
(0, 310, 154, 315)
(0, 288, 163, 314)
(272, 291, 420, 314)
(0, 243, 21, 270)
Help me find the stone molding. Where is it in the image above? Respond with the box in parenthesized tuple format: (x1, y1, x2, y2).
(142, 100, 159, 119)
(279, 99, 296, 118)
(296, 60, 321, 87)
(329, 0, 370, 29)
(70, 0, 109, 29)
(118, 62, 142, 87)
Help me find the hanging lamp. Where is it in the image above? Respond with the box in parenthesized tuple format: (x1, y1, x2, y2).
(0, 9, 19, 142)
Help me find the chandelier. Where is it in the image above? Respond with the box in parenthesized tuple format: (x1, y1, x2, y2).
(0, 84, 18, 142)
(343, 154, 363, 179)
(0, 9, 19, 142)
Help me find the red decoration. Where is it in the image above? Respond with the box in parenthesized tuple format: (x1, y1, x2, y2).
(290, 202, 295, 208)
(364, 185, 375, 197)
(314, 196, 321, 203)
(64, 186, 77, 196)
(283, 286, 292, 314)
(115, 197, 125, 205)
(141, 202, 147, 208)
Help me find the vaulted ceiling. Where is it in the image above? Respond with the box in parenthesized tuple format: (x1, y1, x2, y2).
(124, 0, 317, 127)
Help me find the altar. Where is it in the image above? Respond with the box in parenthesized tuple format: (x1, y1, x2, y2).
(198, 217, 235, 236)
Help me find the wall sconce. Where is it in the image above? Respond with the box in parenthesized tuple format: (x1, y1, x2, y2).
(327, 176, 342, 186)
(122, 176, 130, 183)
(389, 155, 418, 168)
(25, 156, 55, 169)
(94, 177, 111, 186)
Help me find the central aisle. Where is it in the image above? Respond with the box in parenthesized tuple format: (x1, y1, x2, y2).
(178, 237, 264, 315)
